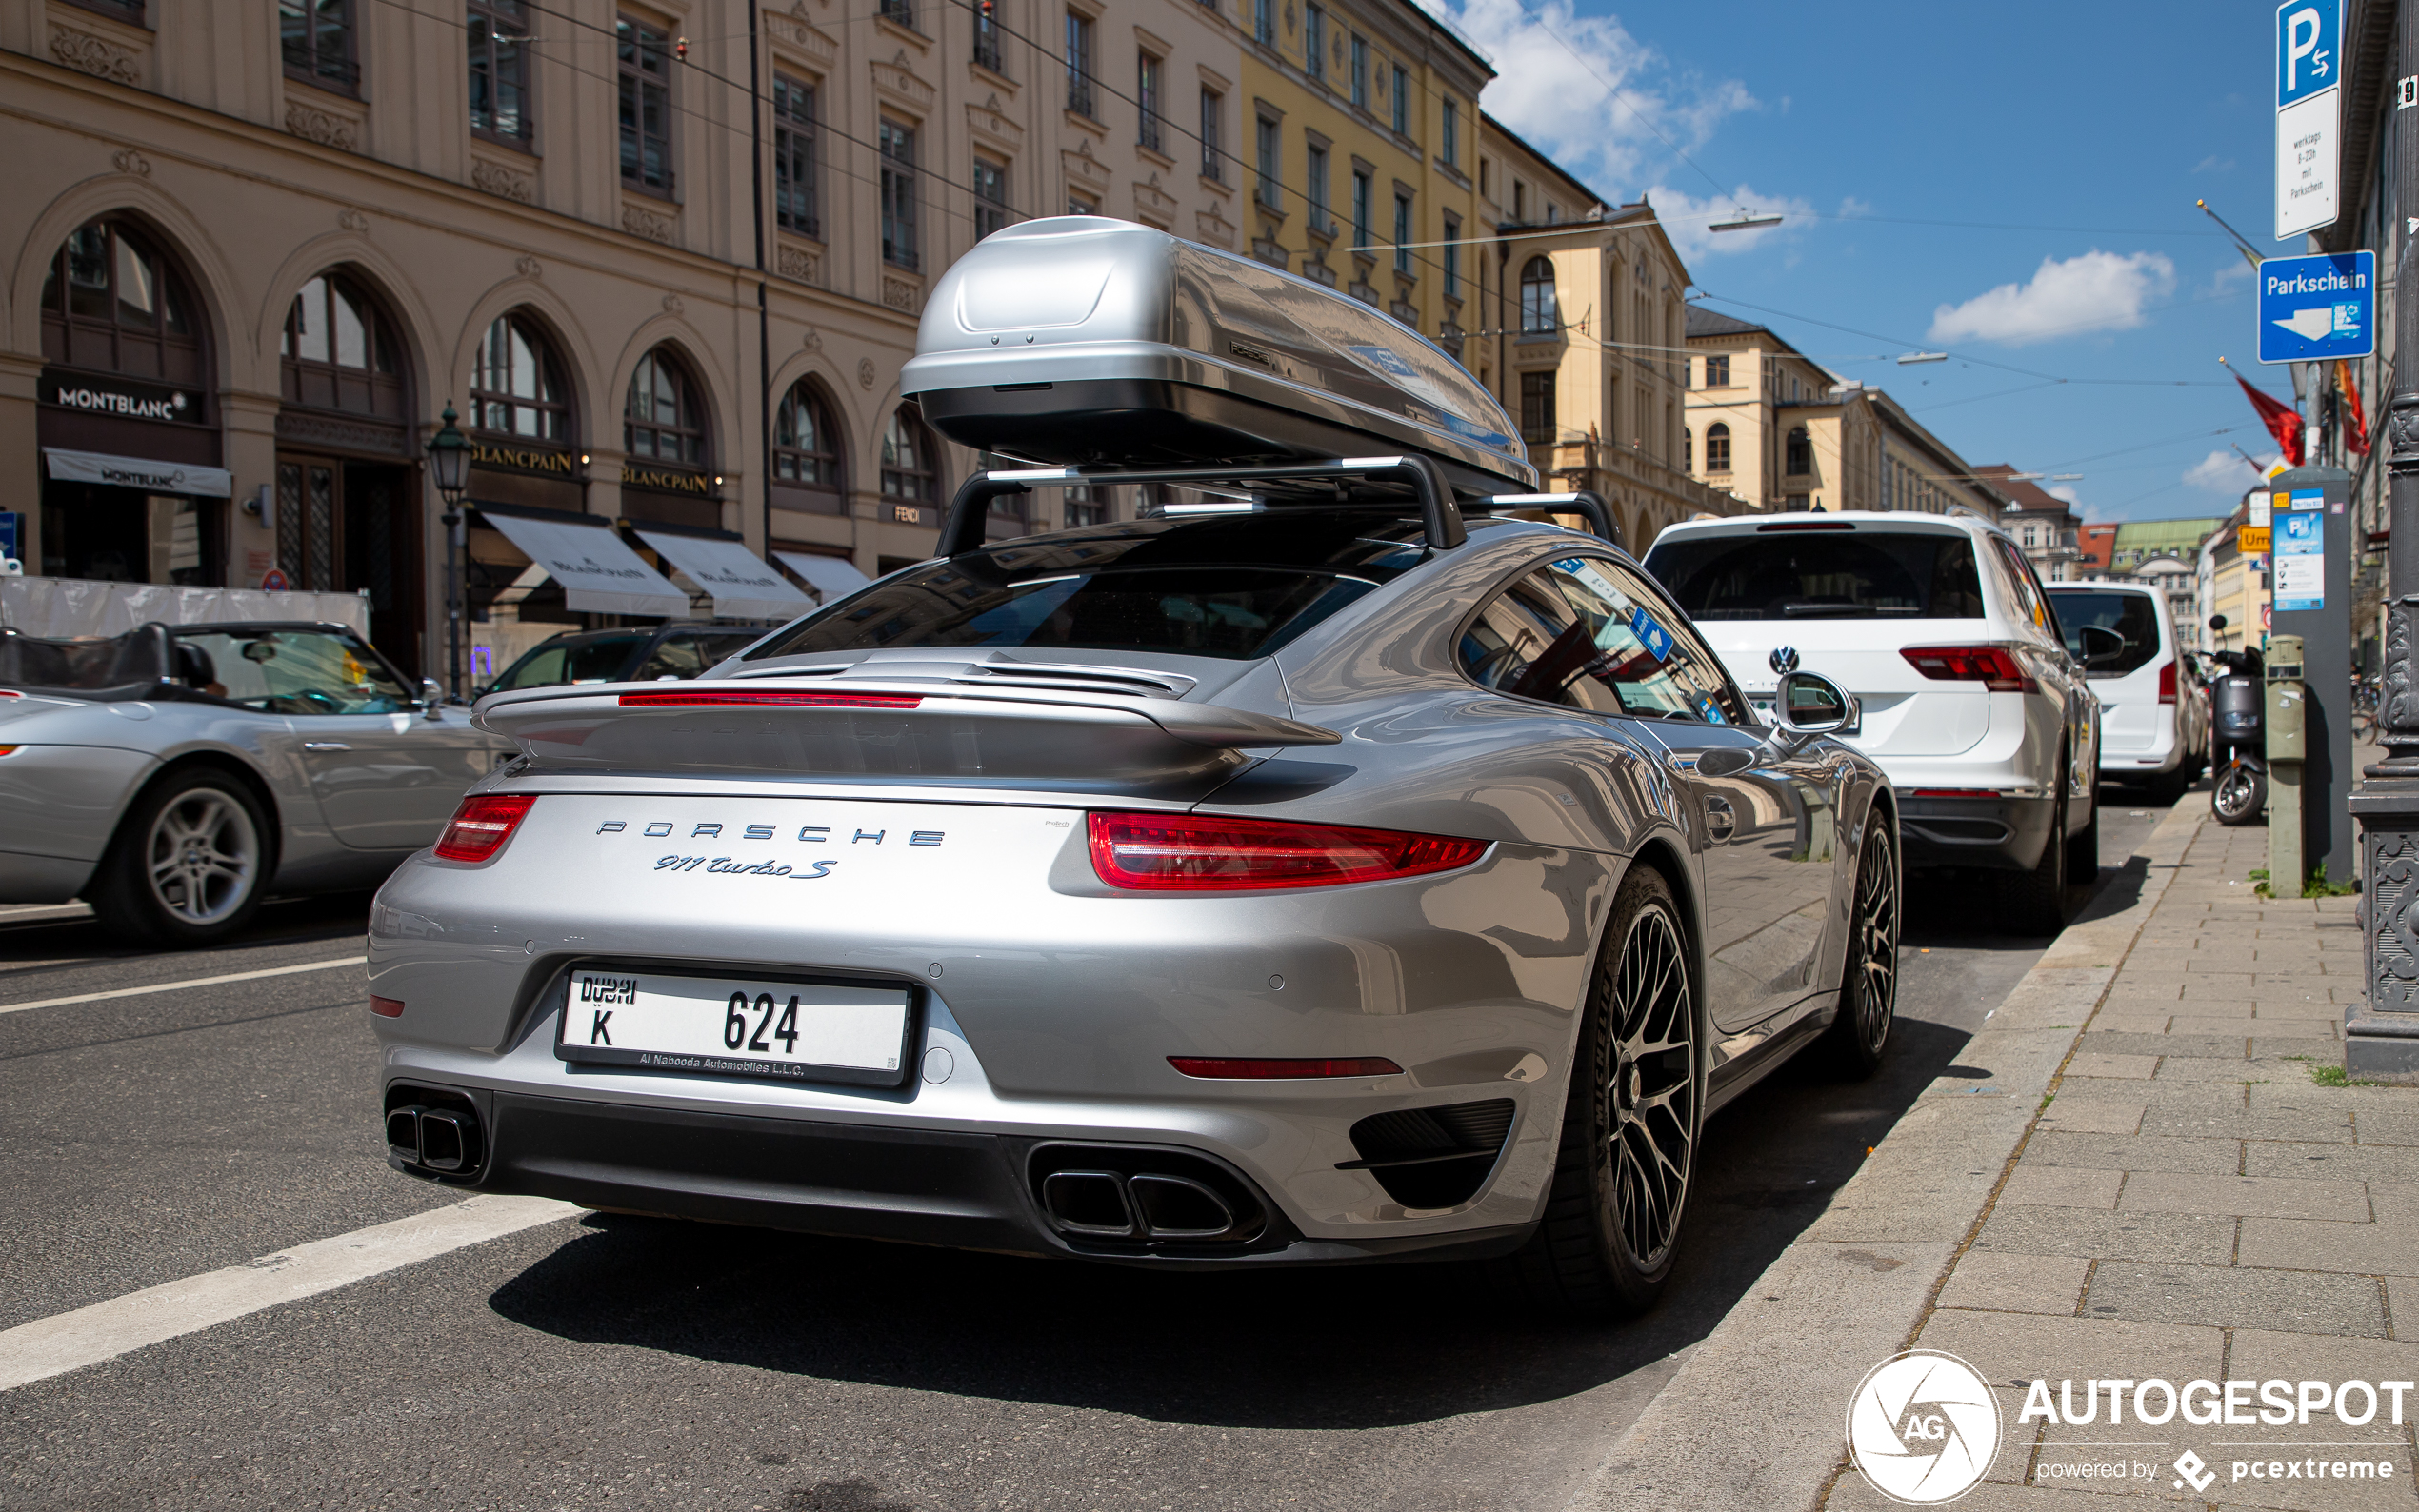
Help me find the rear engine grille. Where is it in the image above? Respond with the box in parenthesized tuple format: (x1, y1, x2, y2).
(1340, 1098, 1516, 1209)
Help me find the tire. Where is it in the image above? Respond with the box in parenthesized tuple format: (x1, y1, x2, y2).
(1822, 814, 1899, 1080)
(2063, 771, 2100, 887)
(2211, 762, 2266, 826)
(88, 768, 270, 946)
(1499, 864, 1701, 1320)
(1998, 778, 2069, 936)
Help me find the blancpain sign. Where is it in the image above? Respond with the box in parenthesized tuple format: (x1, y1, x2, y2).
(43, 447, 231, 498)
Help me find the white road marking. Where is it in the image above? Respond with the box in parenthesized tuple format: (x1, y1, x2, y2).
(0, 1195, 579, 1391)
(0, 955, 368, 1016)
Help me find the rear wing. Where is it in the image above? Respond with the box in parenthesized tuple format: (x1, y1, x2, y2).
(473, 678, 1339, 784)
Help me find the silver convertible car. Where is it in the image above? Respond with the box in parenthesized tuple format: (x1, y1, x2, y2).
(0, 621, 507, 944)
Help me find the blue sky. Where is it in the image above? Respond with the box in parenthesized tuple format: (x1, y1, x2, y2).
(1431, 0, 2298, 522)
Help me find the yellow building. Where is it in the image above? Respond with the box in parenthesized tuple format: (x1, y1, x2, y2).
(1233, 0, 1489, 363)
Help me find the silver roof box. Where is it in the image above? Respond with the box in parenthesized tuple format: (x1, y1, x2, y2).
(901, 218, 1537, 495)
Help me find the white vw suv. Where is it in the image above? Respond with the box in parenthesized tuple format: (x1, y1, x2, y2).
(2044, 581, 2206, 802)
(1645, 510, 2109, 932)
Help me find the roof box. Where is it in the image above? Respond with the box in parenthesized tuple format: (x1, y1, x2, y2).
(900, 218, 1537, 495)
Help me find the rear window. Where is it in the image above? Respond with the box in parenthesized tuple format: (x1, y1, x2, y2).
(1646, 530, 1987, 620)
(745, 513, 1439, 662)
(492, 632, 647, 690)
(2047, 589, 2161, 675)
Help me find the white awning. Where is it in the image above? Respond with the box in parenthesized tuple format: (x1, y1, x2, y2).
(44, 448, 232, 498)
(636, 530, 813, 622)
(477, 510, 688, 618)
(772, 550, 874, 603)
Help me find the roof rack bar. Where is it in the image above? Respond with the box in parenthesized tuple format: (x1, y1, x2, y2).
(935, 456, 1467, 558)
(1478, 490, 1620, 549)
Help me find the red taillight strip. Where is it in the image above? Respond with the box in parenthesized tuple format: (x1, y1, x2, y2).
(1169, 1056, 1405, 1079)
(617, 689, 924, 708)
(370, 995, 405, 1018)
(2157, 660, 2177, 705)
(1754, 520, 1855, 531)
(1088, 811, 1488, 891)
(1898, 644, 2035, 693)
(433, 794, 537, 863)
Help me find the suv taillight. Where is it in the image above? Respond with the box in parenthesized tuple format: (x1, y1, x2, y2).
(1900, 644, 2035, 693)
(2157, 661, 2176, 705)
(434, 795, 536, 863)
(1088, 812, 1487, 891)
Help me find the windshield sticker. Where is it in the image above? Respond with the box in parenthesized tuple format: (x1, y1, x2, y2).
(1629, 607, 1675, 662)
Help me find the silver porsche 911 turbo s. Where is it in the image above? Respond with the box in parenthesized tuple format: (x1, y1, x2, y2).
(368, 218, 1899, 1315)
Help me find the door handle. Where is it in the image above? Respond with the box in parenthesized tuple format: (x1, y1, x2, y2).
(301, 742, 351, 751)
(1703, 795, 1736, 841)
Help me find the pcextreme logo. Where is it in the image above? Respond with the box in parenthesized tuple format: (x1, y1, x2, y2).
(1847, 1351, 2002, 1505)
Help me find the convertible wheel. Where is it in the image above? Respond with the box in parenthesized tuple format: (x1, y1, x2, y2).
(89, 769, 269, 946)
(1502, 864, 1699, 1320)
(1823, 817, 1899, 1079)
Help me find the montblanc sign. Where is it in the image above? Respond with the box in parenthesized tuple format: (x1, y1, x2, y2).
(39, 371, 204, 424)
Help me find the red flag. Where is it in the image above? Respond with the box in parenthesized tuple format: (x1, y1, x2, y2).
(2337, 360, 2369, 455)
(2233, 372, 2305, 467)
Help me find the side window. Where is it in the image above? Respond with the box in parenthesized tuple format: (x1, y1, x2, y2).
(1989, 537, 2051, 639)
(1458, 558, 1729, 722)
(1547, 556, 1748, 725)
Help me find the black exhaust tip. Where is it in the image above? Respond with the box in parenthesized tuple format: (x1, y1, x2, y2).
(385, 1107, 424, 1164)
(1127, 1173, 1235, 1238)
(383, 1084, 486, 1181)
(1039, 1170, 1136, 1236)
(417, 1109, 477, 1172)
(1026, 1143, 1270, 1248)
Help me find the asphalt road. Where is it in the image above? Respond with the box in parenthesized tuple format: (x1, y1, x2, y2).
(0, 798, 2169, 1512)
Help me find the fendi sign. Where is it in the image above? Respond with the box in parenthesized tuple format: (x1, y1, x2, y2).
(470, 441, 579, 476)
(621, 464, 716, 496)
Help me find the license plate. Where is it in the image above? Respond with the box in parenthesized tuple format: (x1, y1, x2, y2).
(556, 968, 914, 1087)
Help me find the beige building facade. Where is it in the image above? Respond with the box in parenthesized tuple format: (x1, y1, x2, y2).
(5, 0, 1243, 684)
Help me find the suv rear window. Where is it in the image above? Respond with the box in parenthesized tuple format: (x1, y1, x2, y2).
(2047, 589, 2160, 675)
(1645, 530, 1987, 620)
(745, 513, 1441, 662)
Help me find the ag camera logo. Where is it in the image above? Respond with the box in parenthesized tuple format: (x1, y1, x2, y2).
(1848, 1350, 2003, 1504)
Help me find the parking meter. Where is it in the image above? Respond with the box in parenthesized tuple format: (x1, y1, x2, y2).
(2267, 636, 2307, 761)
(2268, 633, 2308, 888)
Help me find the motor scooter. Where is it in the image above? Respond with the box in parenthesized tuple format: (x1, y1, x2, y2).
(2202, 613, 2265, 826)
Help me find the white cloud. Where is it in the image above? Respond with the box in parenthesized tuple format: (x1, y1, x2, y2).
(1643, 182, 1817, 262)
(1926, 250, 2177, 347)
(2193, 155, 2236, 173)
(2047, 484, 2080, 505)
(2183, 448, 2274, 494)
(1425, 0, 1757, 192)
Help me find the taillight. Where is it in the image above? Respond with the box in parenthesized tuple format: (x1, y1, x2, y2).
(618, 689, 922, 709)
(1899, 644, 2035, 693)
(370, 995, 406, 1018)
(433, 794, 537, 863)
(2157, 661, 2176, 705)
(1169, 1056, 1404, 1079)
(1087, 811, 1488, 891)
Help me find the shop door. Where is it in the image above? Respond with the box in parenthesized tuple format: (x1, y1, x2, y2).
(274, 454, 423, 676)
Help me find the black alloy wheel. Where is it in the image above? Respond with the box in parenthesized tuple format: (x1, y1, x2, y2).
(1503, 865, 1700, 1319)
(1998, 764, 2069, 936)
(2063, 769, 2100, 891)
(1823, 817, 1899, 1078)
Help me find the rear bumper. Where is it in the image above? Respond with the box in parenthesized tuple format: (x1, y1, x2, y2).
(1897, 791, 2059, 873)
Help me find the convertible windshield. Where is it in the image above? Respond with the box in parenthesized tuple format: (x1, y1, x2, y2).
(746, 513, 1443, 662)
(174, 629, 414, 714)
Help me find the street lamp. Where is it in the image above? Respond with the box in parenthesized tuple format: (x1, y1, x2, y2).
(425, 402, 470, 704)
(1708, 209, 1783, 233)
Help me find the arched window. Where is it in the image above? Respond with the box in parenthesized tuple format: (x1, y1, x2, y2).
(39, 218, 207, 393)
(469, 312, 571, 441)
(1785, 425, 1811, 475)
(774, 379, 842, 488)
(626, 346, 707, 465)
(1705, 423, 1731, 473)
(281, 271, 406, 418)
(1518, 256, 1558, 335)
(881, 405, 940, 500)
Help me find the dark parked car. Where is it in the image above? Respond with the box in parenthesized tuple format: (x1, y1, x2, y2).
(485, 623, 775, 693)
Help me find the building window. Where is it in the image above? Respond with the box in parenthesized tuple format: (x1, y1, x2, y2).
(1304, 4, 1325, 81)
(1682, 428, 1691, 470)
(773, 75, 820, 238)
(1305, 142, 1331, 235)
(881, 0, 913, 26)
(1785, 426, 1810, 475)
(1064, 484, 1108, 527)
(1065, 11, 1095, 118)
(1068, 189, 1098, 216)
(882, 405, 940, 500)
(1441, 97, 1458, 165)
(1200, 88, 1224, 181)
(626, 347, 707, 466)
(1519, 256, 1558, 334)
(1137, 51, 1163, 152)
(879, 118, 918, 269)
(1705, 353, 1729, 387)
(973, 156, 1010, 240)
(1255, 115, 1281, 209)
(1349, 34, 1368, 107)
(469, 1, 531, 144)
(1441, 213, 1460, 299)
(1253, 0, 1274, 46)
(281, 272, 405, 418)
(469, 312, 570, 441)
(282, 0, 358, 92)
(39, 219, 208, 394)
(1392, 193, 1411, 273)
(1705, 423, 1731, 472)
(617, 16, 673, 194)
(973, 0, 1002, 70)
(1390, 64, 1409, 134)
(1351, 169, 1371, 249)
(774, 380, 842, 488)
(1520, 371, 1556, 446)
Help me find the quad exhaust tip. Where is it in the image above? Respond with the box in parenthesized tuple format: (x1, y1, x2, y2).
(385, 1090, 484, 1178)
(1029, 1144, 1268, 1246)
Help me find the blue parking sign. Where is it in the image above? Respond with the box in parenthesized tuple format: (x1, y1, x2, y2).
(2277, 2, 2339, 107)
(2257, 249, 2373, 363)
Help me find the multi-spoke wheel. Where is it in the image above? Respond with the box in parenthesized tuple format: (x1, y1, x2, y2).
(1502, 864, 1700, 1318)
(90, 770, 270, 945)
(1823, 815, 1899, 1079)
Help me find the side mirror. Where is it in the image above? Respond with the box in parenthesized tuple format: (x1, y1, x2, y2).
(2078, 625, 2127, 669)
(2208, 613, 2229, 633)
(1773, 670, 1857, 742)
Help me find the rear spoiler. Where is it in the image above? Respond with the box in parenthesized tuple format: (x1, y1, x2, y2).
(473, 678, 1338, 782)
